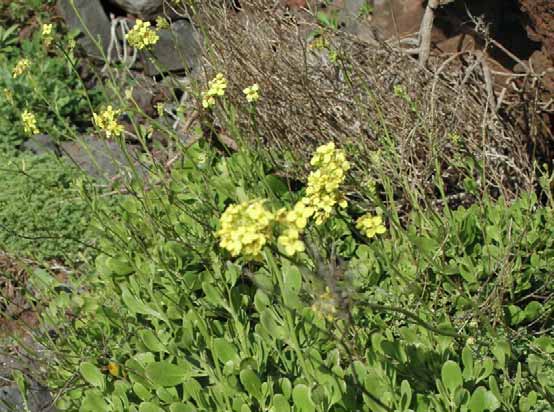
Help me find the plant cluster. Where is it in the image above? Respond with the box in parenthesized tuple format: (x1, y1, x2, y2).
(0, 152, 92, 260)
(29, 139, 553, 411)
(4, 3, 554, 412)
(0, 18, 100, 152)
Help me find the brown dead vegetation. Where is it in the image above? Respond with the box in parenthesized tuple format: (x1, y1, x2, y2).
(190, 1, 553, 211)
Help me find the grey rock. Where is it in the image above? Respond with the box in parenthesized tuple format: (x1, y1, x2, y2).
(56, 0, 112, 59)
(141, 19, 201, 75)
(60, 135, 144, 180)
(107, 0, 163, 19)
(338, 0, 368, 26)
(0, 385, 55, 412)
(22, 135, 61, 156)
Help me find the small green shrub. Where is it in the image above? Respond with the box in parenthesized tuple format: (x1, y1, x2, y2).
(0, 21, 99, 152)
(32, 141, 553, 412)
(0, 152, 92, 260)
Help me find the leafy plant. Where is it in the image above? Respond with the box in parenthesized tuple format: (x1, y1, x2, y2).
(0, 22, 99, 152)
(0, 152, 92, 260)
(29, 140, 553, 411)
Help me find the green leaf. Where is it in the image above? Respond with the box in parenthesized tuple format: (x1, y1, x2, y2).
(79, 362, 105, 389)
(81, 389, 109, 411)
(202, 281, 224, 306)
(410, 235, 439, 256)
(292, 384, 315, 412)
(468, 387, 500, 412)
(260, 309, 287, 339)
(12, 370, 28, 410)
(400, 380, 412, 411)
(139, 402, 165, 412)
(145, 361, 188, 387)
(524, 301, 543, 321)
(133, 382, 151, 401)
(518, 391, 538, 412)
(106, 257, 134, 275)
(213, 338, 240, 364)
(263, 175, 288, 195)
(156, 387, 178, 403)
(491, 340, 510, 368)
(441, 361, 463, 394)
(272, 394, 291, 412)
(282, 264, 302, 298)
(279, 377, 292, 399)
(254, 289, 270, 313)
(239, 369, 263, 401)
(139, 330, 167, 353)
(316, 11, 332, 27)
(169, 404, 196, 412)
(475, 358, 494, 383)
(534, 336, 554, 353)
(462, 346, 474, 379)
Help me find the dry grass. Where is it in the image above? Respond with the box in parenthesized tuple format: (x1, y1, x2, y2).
(187, 1, 545, 212)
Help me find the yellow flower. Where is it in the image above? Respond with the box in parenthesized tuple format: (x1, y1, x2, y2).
(202, 73, 227, 109)
(93, 106, 124, 138)
(278, 228, 305, 256)
(41, 23, 54, 47)
(126, 19, 159, 50)
(355, 213, 386, 239)
(107, 362, 120, 377)
(217, 199, 274, 259)
(303, 142, 350, 225)
(21, 110, 39, 135)
(243, 84, 260, 103)
(12, 58, 31, 78)
(285, 199, 314, 230)
(155, 16, 170, 30)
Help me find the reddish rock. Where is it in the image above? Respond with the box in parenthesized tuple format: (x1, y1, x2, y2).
(372, 0, 425, 41)
(520, 0, 554, 61)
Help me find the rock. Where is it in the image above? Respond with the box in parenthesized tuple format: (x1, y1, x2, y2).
(337, 0, 368, 27)
(107, 0, 163, 20)
(141, 19, 202, 75)
(520, 0, 554, 60)
(21, 135, 61, 156)
(60, 135, 144, 180)
(0, 339, 54, 412)
(0, 385, 54, 412)
(372, 0, 424, 41)
(56, 0, 112, 59)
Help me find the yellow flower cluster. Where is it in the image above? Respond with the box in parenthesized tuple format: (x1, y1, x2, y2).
(12, 58, 31, 78)
(42, 23, 54, 47)
(155, 16, 170, 30)
(202, 73, 227, 109)
(93, 106, 124, 138)
(217, 200, 274, 258)
(126, 19, 159, 50)
(355, 213, 386, 239)
(243, 84, 260, 103)
(305, 142, 350, 225)
(21, 110, 39, 135)
(274, 199, 312, 255)
(217, 143, 356, 259)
